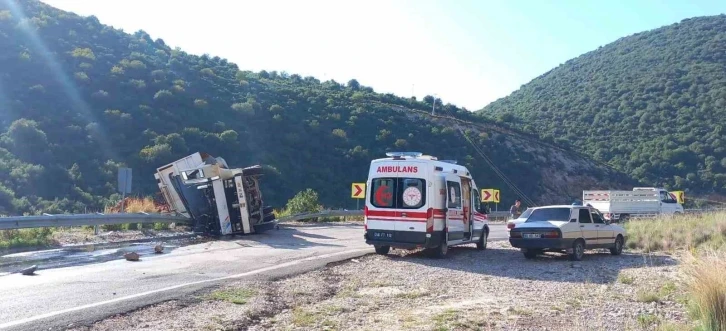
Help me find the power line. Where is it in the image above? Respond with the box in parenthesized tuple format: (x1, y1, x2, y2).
(410, 102, 538, 206)
(457, 126, 537, 207)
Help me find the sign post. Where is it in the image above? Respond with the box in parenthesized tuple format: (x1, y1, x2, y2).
(118, 167, 132, 212)
(351, 183, 366, 210)
(481, 189, 500, 212)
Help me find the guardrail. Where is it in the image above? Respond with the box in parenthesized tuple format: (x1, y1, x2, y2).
(275, 210, 511, 223)
(275, 209, 364, 223)
(0, 209, 514, 231)
(684, 208, 726, 214)
(0, 213, 191, 230)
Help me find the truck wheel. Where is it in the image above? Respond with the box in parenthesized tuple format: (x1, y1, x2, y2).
(374, 245, 390, 255)
(476, 229, 488, 250)
(569, 239, 585, 261)
(610, 235, 624, 255)
(619, 214, 630, 223)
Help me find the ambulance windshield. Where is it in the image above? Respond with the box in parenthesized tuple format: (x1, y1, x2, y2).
(370, 177, 426, 209)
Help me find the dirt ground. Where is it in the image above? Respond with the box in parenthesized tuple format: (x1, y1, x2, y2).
(69, 240, 695, 331)
(51, 226, 194, 246)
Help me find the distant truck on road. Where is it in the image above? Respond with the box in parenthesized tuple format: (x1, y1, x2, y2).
(582, 187, 684, 222)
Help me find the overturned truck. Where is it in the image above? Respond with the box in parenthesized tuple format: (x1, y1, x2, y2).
(154, 152, 277, 235)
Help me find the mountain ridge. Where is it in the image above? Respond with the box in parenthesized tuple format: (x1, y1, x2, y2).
(0, 0, 634, 215)
(478, 14, 726, 201)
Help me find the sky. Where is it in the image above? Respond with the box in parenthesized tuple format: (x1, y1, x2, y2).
(40, 0, 726, 111)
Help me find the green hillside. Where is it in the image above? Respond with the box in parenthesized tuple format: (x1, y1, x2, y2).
(0, 0, 632, 216)
(478, 15, 726, 197)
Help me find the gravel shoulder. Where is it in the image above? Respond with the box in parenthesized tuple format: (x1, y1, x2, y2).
(68, 240, 695, 331)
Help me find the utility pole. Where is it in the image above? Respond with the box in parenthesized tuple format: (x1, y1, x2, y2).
(432, 94, 438, 116)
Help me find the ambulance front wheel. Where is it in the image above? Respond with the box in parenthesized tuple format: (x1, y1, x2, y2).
(374, 245, 390, 255)
(476, 229, 488, 250)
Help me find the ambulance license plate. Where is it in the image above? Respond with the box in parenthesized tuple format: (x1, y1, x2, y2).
(523, 233, 541, 239)
(373, 232, 393, 240)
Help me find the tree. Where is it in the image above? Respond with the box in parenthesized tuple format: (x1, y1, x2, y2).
(3, 119, 49, 163)
(71, 47, 96, 60)
(154, 89, 172, 99)
(194, 99, 208, 109)
(423, 95, 434, 104)
(219, 130, 238, 143)
(347, 79, 360, 90)
(231, 102, 254, 114)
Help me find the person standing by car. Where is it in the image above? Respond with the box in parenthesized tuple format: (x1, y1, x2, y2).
(509, 199, 522, 219)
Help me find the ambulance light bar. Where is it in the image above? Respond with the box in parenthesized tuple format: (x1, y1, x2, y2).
(386, 152, 423, 158)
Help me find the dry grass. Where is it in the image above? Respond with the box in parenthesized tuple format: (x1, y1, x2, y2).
(682, 250, 726, 331)
(625, 212, 726, 330)
(102, 197, 169, 231)
(104, 197, 159, 214)
(624, 212, 726, 252)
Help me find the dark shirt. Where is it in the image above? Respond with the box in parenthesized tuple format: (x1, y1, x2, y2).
(510, 204, 521, 218)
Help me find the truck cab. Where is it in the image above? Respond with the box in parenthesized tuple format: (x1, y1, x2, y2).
(363, 152, 490, 258)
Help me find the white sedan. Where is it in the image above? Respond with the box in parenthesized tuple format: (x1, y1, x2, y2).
(508, 205, 627, 261)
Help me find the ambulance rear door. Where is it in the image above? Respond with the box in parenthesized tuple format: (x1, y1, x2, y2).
(368, 161, 429, 243)
(444, 173, 465, 241)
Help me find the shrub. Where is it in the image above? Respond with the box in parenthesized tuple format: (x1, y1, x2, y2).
(284, 189, 321, 215)
(0, 228, 55, 249)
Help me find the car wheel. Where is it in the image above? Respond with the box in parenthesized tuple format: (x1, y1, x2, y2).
(476, 229, 488, 250)
(523, 249, 538, 259)
(374, 245, 390, 255)
(610, 235, 624, 255)
(570, 239, 585, 261)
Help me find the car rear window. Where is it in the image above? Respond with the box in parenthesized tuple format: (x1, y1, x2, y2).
(525, 208, 572, 223)
(370, 177, 426, 209)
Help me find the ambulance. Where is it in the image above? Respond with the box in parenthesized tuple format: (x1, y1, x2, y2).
(363, 152, 490, 258)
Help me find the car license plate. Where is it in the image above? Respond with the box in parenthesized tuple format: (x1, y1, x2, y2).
(373, 232, 393, 240)
(523, 233, 541, 239)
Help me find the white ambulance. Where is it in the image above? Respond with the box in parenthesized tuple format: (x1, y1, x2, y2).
(363, 152, 490, 258)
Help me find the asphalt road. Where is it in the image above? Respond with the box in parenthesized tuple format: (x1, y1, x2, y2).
(0, 223, 507, 331)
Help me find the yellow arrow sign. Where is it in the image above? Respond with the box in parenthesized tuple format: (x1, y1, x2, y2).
(670, 191, 685, 204)
(352, 183, 366, 199)
(481, 189, 495, 202)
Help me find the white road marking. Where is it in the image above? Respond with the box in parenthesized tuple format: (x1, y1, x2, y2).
(0, 248, 371, 329)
